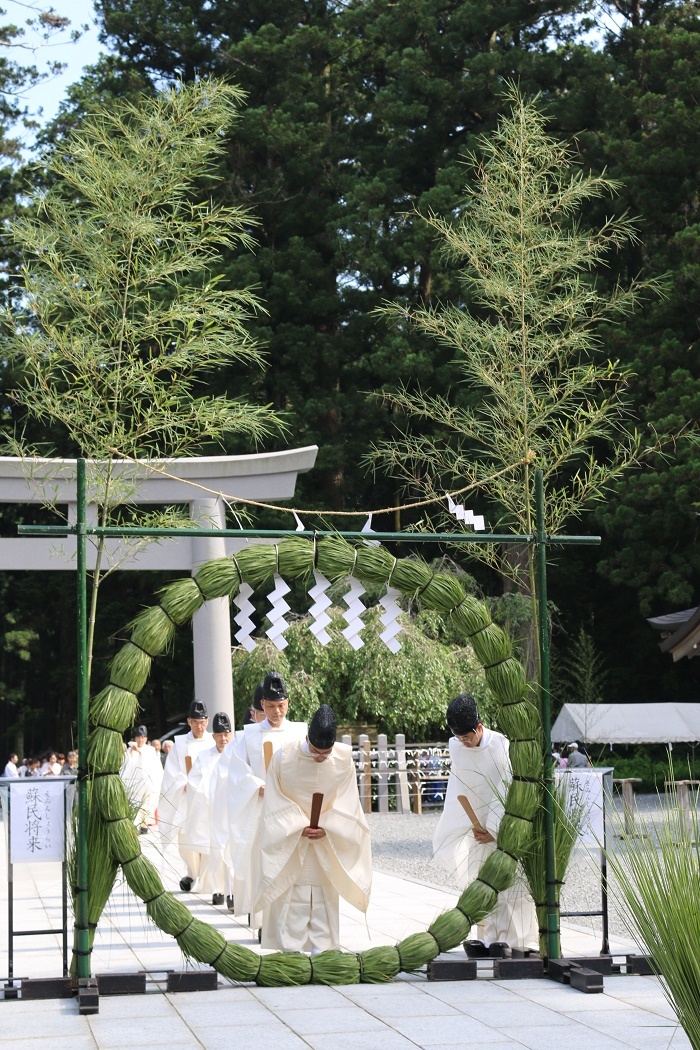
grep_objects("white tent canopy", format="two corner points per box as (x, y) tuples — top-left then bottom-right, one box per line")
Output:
(551, 703), (700, 745)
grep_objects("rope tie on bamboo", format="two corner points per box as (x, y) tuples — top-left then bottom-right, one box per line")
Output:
(121, 854), (141, 868)
(498, 846), (521, 864)
(512, 774), (541, 784)
(91, 770), (120, 778)
(88, 922), (98, 930)
(501, 697), (526, 708)
(231, 554), (243, 585)
(484, 657), (510, 671)
(357, 953), (364, 981)
(505, 810), (534, 824)
(511, 737), (539, 744)
(159, 604), (177, 626)
(108, 682), (139, 698)
(255, 955), (263, 983)
(275, 544), (280, 575)
(95, 723), (122, 735)
(192, 576), (207, 601)
(103, 816), (129, 824)
(395, 945), (404, 972)
(143, 891), (167, 905)
(387, 556), (398, 587)
(455, 901), (472, 922)
(127, 638), (153, 659)
(416, 572), (437, 602)
(308, 956), (314, 983)
(211, 944), (228, 968)
(476, 876), (500, 896)
(313, 532), (319, 569)
(175, 916), (195, 939)
(466, 622), (491, 640)
(427, 931), (442, 956)
(74, 947), (93, 956)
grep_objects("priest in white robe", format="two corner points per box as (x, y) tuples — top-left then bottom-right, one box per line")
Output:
(158, 699), (214, 890)
(182, 711), (232, 904)
(256, 704), (372, 953)
(209, 682), (265, 910)
(120, 725), (163, 831)
(223, 671), (307, 922)
(433, 693), (538, 955)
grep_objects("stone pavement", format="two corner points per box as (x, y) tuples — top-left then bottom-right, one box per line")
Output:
(0, 825), (691, 1049)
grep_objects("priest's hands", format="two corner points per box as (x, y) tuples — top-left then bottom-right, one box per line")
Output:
(472, 827), (495, 844)
(258, 786), (265, 797)
(302, 827), (326, 839)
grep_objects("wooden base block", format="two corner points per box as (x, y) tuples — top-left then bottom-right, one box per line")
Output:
(20, 977), (74, 1000)
(569, 965), (604, 993)
(78, 977), (99, 1015)
(96, 972), (147, 995)
(427, 954), (478, 981)
(167, 970), (218, 993)
(626, 954), (655, 976)
(493, 957), (545, 979)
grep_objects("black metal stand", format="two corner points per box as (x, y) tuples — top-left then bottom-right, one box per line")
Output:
(1, 776), (75, 992)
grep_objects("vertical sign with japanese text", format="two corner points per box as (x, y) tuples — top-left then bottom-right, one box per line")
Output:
(9, 779), (66, 862)
(555, 767), (613, 848)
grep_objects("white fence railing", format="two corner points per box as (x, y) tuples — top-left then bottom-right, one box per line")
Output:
(345, 734), (451, 815)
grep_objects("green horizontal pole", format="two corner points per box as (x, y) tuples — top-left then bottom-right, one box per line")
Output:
(17, 524), (601, 545)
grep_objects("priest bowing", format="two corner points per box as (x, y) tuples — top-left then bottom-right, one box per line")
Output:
(255, 704), (372, 954)
(432, 693), (538, 956)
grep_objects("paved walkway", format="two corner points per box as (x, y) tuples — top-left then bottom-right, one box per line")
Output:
(0, 826), (691, 1049)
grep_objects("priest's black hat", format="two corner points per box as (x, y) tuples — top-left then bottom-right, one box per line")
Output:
(261, 671), (287, 701)
(252, 681), (265, 712)
(212, 711), (231, 733)
(308, 704), (337, 750)
(135, 725), (148, 738)
(189, 699), (208, 719)
(446, 694), (480, 735)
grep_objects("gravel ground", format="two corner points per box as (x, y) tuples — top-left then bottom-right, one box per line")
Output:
(367, 794), (689, 941)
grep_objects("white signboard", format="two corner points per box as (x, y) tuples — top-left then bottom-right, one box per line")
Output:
(555, 767), (612, 849)
(9, 779), (67, 862)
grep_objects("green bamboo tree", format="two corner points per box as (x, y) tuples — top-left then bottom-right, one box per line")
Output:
(2, 79), (282, 690)
(367, 85), (657, 679)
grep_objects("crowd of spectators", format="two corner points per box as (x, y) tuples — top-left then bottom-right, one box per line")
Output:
(3, 751), (78, 778)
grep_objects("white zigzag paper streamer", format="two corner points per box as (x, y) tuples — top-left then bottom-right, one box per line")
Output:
(379, 585), (403, 653)
(446, 495), (486, 531)
(233, 582), (256, 652)
(265, 574), (291, 651)
(308, 569), (332, 646)
(341, 576), (366, 650)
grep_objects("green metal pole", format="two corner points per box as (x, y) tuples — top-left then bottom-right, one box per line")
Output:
(535, 469), (560, 961)
(75, 458), (90, 981)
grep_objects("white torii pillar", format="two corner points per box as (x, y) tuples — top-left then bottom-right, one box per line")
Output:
(0, 448), (318, 725)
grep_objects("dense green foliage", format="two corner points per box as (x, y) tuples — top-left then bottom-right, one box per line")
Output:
(1, 1), (699, 754)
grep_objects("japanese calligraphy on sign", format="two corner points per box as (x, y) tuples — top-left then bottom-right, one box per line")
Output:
(9, 779), (66, 862)
(554, 767), (613, 849)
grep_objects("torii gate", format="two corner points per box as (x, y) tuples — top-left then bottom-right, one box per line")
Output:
(0, 447), (318, 724)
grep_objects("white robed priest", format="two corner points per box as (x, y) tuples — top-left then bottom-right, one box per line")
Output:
(181, 711), (233, 904)
(433, 693), (538, 957)
(256, 704), (372, 953)
(120, 725), (163, 832)
(224, 671), (307, 923)
(158, 699), (214, 888)
(209, 681), (266, 911)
